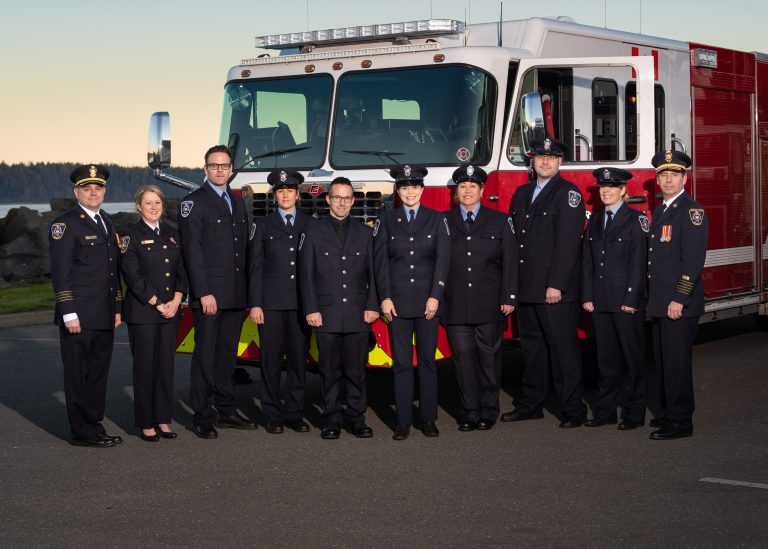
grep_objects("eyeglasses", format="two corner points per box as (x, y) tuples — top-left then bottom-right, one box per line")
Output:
(329, 195), (354, 203)
(206, 163), (232, 170)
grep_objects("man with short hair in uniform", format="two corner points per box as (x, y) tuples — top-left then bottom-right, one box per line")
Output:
(298, 177), (380, 439)
(49, 164), (123, 447)
(647, 150), (708, 440)
(501, 138), (588, 428)
(443, 165), (518, 432)
(178, 145), (256, 439)
(248, 169), (313, 434)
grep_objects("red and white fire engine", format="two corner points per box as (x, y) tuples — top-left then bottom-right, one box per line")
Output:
(148, 16), (768, 366)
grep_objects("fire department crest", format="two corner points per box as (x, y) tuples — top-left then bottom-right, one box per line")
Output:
(456, 147), (470, 161)
(507, 217), (515, 234)
(689, 208), (705, 226)
(404, 165), (412, 177)
(664, 149), (673, 163)
(467, 165), (475, 176)
(373, 219), (380, 237)
(603, 168), (611, 180)
(280, 171), (287, 182)
(119, 235), (130, 253)
(180, 200), (194, 218)
(639, 215), (649, 233)
(51, 223), (66, 240)
(250, 223), (256, 241)
(544, 138), (552, 151)
(567, 190), (582, 208)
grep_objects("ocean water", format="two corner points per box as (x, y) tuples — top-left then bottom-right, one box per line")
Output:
(0, 203), (136, 219)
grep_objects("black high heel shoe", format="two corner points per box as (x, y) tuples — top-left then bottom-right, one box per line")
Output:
(156, 425), (177, 439)
(139, 430), (160, 442)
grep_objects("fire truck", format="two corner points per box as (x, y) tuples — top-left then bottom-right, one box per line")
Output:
(148, 16), (768, 366)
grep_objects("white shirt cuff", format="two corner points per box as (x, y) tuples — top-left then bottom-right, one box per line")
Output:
(62, 313), (78, 323)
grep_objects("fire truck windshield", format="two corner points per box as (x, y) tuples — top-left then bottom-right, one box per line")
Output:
(331, 66), (496, 168)
(220, 75), (332, 171)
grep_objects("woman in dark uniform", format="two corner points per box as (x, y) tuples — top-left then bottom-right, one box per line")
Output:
(121, 185), (187, 441)
(581, 168), (648, 430)
(373, 166), (451, 440)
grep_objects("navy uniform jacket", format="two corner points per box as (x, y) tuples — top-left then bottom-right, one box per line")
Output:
(49, 205), (122, 329)
(373, 206), (451, 318)
(298, 217), (378, 333)
(582, 205), (648, 312)
(120, 221), (188, 324)
(442, 206), (519, 325)
(178, 184), (248, 309)
(248, 211), (314, 311)
(509, 174), (586, 303)
(647, 193), (708, 317)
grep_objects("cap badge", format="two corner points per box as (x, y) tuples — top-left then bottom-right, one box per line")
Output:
(404, 165), (412, 177)
(466, 165), (475, 176)
(664, 150), (673, 163)
(89, 165), (97, 178)
(544, 138), (551, 151)
(280, 171), (287, 182)
(603, 169), (611, 180)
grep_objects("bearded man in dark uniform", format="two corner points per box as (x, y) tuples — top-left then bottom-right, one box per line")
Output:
(49, 164), (123, 447)
(501, 138), (588, 428)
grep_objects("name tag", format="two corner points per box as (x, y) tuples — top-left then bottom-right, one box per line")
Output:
(141, 239), (155, 244)
(85, 235), (98, 240)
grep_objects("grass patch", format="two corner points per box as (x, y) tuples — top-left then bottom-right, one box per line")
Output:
(0, 281), (55, 314)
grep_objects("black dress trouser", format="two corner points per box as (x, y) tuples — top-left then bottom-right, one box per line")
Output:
(316, 331), (369, 427)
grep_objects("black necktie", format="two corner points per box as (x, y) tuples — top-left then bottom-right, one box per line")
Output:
(222, 192), (232, 215)
(605, 210), (613, 230)
(154, 227), (160, 237)
(285, 214), (293, 227)
(408, 209), (415, 223)
(466, 210), (474, 231)
(334, 219), (347, 247)
(94, 213), (107, 237)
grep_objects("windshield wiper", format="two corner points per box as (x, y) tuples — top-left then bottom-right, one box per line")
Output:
(232, 145), (312, 173)
(342, 149), (403, 167)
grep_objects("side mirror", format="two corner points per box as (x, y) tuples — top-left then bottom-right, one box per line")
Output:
(147, 112), (171, 169)
(520, 92), (546, 157)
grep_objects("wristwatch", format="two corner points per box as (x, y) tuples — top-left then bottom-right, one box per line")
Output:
(155, 298), (164, 307)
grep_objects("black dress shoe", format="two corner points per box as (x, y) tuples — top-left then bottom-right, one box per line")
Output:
(346, 423), (373, 438)
(421, 422), (440, 437)
(139, 430), (160, 442)
(559, 418), (583, 429)
(392, 425), (410, 440)
(458, 421), (477, 432)
(500, 409), (544, 422)
(585, 417), (617, 427)
(157, 429), (178, 439)
(649, 418), (666, 428)
(288, 419), (310, 433)
(99, 433), (123, 444)
(476, 419), (495, 431)
(192, 424), (218, 439)
(265, 422), (284, 434)
(650, 425), (693, 440)
(71, 435), (116, 448)
(617, 420), (644, 430)
(321, 425), (340, 439)
(217, 411), (257, 430)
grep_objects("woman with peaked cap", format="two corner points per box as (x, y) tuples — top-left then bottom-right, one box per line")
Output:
(581, 168), (648, 430)
(373, 165), (451, 440)
(121, 185), (188, 441)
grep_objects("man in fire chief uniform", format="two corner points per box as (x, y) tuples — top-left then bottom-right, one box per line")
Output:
(647, 149), (708, 440)
(178, 145), (256, 439)
(49, 164), (123, 447)
(298, 177), (380, 440)
(248, 169), (313, 434)
(442, 165), (518, 432)
(501, 138), (588, 428)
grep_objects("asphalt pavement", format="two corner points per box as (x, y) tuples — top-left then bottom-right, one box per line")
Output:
(0, 317), (766, 548)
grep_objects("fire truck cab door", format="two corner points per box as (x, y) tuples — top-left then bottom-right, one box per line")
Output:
(501, 56), (656, 168)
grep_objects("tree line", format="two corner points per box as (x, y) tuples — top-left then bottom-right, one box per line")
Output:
(0, 162), (204, 203)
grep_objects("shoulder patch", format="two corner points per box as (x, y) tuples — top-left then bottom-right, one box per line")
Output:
(688, 208), (704, 226)
(443, 218), (450, 236)
(373, 219), (380, 237)
(567, 190), (582, 208)
(638, 215), (649, 233)
(298, 232), (305, 251)
(119, 235), (130, 253)
(249, 223), (256, 241)
(507, 216), (515, 234)
(51, 223), (66, 240)
(180, 200), (194, 218)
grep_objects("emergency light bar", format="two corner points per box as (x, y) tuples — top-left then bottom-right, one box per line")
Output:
(241, 42), (441, 67)
(255, 19), (463, 50)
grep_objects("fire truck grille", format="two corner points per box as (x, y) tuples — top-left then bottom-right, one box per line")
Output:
(250, 191), (387, 224)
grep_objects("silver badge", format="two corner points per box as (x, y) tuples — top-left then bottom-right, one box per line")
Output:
(443, 218), (450, 236)
(280, 171), (287, 182)
(180, 200), (193, 218)
(466, 165), (474, 176)
(544, 138), (551, 151)
(639, 215), (649, 233)
(568, 190), (582, 208)
(404, 165), (411, 177)
(507, 217), (515, 234)
(373, 219), (380, 237)
(51, 222), (66, 240)
(603, 169), (611, 180)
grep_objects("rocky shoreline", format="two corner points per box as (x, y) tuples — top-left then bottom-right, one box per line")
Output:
(0, 198), (179, 288)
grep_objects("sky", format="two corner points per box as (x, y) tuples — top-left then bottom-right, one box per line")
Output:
(1, 0), (765, 168)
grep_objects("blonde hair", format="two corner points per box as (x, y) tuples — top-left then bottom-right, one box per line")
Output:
(134, 185), (165, 210)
